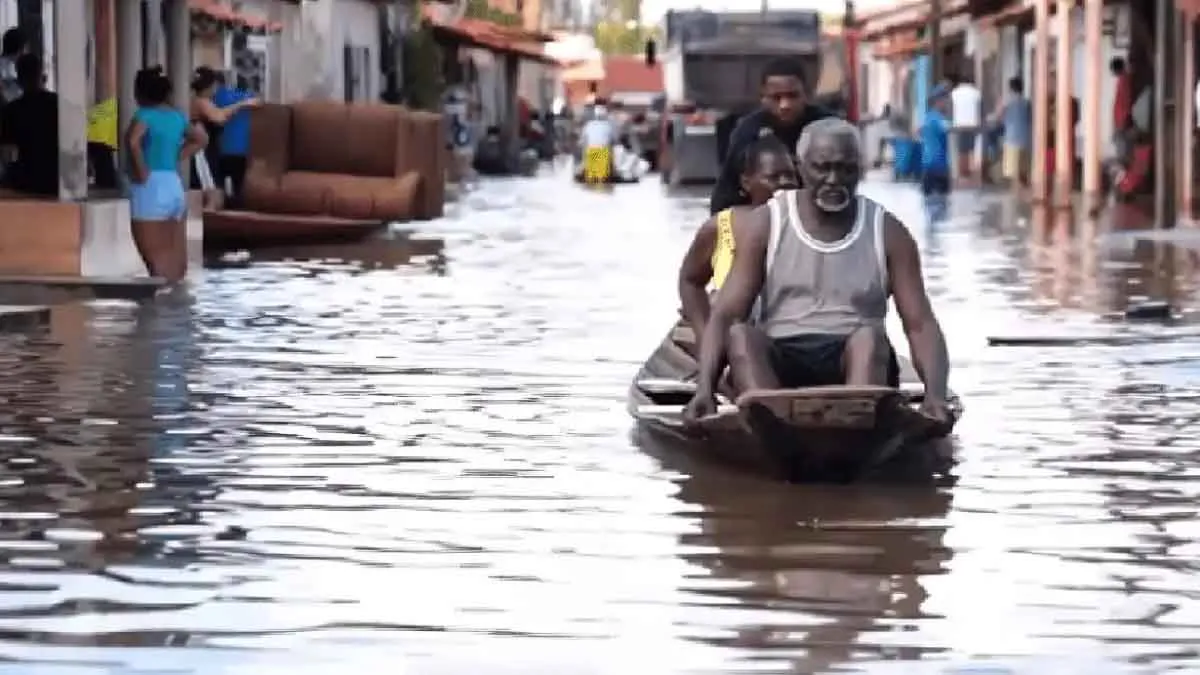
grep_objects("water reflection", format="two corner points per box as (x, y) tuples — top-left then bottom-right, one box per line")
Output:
(642, 429), (952, 673)
(206, 235), (447, 275)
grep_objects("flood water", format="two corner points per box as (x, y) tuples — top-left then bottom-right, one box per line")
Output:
(1, 166), (1199, 674)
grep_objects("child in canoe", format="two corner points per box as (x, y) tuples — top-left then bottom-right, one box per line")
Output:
(678, 134), (798, 348)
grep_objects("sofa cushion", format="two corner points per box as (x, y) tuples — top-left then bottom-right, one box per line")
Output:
(274, 172), (333, 215)
(341, 104), (402, 177)
(326, 176), (378, 221)
(242, 166), (282, 212)
(247, 104), (293, 175)
(372, 172), (422, 223)
(289, 102), (350, 174)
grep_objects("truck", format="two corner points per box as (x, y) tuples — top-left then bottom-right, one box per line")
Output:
(653, 9), (856, 186)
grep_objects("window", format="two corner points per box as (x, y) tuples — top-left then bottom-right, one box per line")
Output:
(343, 44), (370, 102)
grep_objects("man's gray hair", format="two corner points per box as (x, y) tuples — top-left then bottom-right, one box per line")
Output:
(794, 118), (863, 163)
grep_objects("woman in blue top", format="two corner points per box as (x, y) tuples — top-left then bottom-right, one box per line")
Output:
(126, 66), (206, 283)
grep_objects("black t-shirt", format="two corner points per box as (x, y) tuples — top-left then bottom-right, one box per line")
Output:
(709, 105), (836, 215)
(1, 89), (60, 196)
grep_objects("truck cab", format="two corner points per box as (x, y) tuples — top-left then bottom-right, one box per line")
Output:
(654, 10), (850, 186)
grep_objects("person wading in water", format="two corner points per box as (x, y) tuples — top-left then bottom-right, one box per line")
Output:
(678, 135), (798, 350)
(709, 57), (834, 215)
(126, 67), (207, 283)
(683, 118), (955, 428)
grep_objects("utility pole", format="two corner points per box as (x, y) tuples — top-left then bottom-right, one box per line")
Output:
(928, 0), (942, 85)
(1153, 0), (1178, 227)
(845, 0), (858, 122)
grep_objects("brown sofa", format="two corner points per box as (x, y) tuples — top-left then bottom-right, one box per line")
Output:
(204, 101), (447, 248)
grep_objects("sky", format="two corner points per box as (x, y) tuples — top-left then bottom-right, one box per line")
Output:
(638, 0), (902, 23)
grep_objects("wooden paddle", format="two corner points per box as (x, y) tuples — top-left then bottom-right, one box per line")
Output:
(987, 333), (1199, 347)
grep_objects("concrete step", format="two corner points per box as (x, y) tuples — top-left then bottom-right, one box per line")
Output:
(0, 275), (165, 304)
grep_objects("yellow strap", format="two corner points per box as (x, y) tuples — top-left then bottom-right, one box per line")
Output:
(715, 208), (734, 257)
(710, 208), (736, 289)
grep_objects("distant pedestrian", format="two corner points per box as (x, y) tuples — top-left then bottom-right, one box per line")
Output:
(998, 77), (1032, 186)
(1111, 58), (1132, 157)
(950, 74), (982, 181)
(919, 85), (952, 197)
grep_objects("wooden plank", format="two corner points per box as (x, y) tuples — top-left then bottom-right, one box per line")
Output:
(0, 275), (166, 303)
(0, 275), (163, 287)
(636, 378), (697, 395)
(738, 385), (899, 430)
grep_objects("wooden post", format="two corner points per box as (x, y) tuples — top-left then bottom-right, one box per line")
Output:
(1182, 20), (1195, 217)
(929, 0), (942, 85)
(502, 53), (521, 173)
(167, 0), (190, 111)
(1154, 0), (1178, 227)
(1053, 0), (1073, 208)
(1082, 0), (1102, 211)
(1031, 0), (1050, 202)
(116, 0), (142, 156)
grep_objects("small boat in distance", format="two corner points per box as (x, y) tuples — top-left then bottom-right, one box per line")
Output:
(628, 322), (960, 483)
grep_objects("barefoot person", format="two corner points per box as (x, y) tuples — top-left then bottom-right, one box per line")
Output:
(126, 67), (206, 283)
(683, 118), (954, 427)
(678, 135), (797, 347)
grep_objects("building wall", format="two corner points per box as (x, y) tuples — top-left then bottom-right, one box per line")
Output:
(281, 0), (380, 102)
(0, 0), (15, 31)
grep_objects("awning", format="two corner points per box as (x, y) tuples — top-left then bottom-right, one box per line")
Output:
(189, 0), (282, 34)
(977, 0), (1034, 27)
(560, 59), (605, 82)
(428, 17), (559, 65)
(873, 32), (928, 59)
(858, 0), (969, 40)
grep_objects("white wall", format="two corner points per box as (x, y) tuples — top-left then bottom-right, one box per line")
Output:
(0, 0), (15, 31)
(282, 0), (379, 102)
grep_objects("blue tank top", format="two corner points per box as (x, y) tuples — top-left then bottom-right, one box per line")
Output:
(135, 106), (188, 171)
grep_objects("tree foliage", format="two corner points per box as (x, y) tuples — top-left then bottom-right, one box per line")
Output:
(465, 0), (521, 26)
(593, 21), (660, 56)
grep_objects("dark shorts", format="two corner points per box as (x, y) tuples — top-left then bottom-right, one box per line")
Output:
(956, 130), (977, 154)
(921, 171), (951, 195)
(769, 334), (900, 389)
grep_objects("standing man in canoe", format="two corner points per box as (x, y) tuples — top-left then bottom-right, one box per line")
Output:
(709, 57), (836, 215)
(684, 118), (955, 427)
(679, 135), (798, 347)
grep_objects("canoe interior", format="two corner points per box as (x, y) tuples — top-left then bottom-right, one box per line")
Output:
(628, 322), (957, 483)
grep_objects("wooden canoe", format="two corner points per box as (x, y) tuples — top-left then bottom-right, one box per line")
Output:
(627, 323), (961, 483)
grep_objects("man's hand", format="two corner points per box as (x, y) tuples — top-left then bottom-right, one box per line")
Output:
(682, 388), (717, 426)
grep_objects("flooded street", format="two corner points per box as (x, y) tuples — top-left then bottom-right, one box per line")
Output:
(2, 165), (1200, 673)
